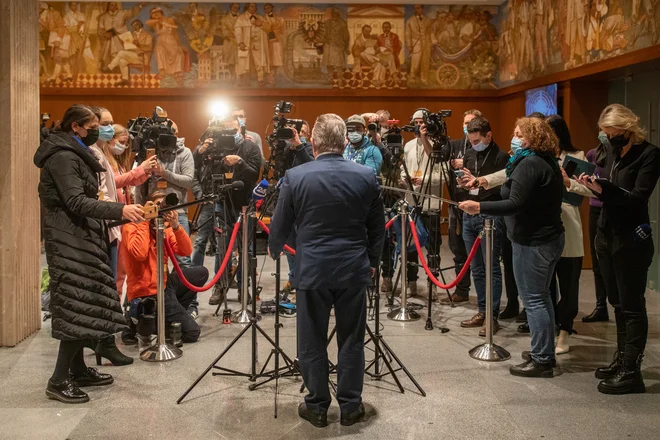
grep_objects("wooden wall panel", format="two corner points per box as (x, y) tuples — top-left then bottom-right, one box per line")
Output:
(1, 0), (41, 346)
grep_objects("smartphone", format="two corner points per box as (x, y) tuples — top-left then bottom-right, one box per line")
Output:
(146, 148), (156, 159)
(454, 170), (465, 178)
(564, 160), (578, 178)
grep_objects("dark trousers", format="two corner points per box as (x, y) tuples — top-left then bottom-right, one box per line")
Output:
(551, 257), (583, 332)
(164, 267), (209, 342)
(381, 233), (395, 278)
(596, 231), (653, 355)
(588, 206), (608, 310)
(448, 206), (471, 296)
(501, 223), (519, 308)
(296, 286), (367, 414)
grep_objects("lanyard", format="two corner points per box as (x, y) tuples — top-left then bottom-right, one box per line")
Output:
(475, 148), (492, 177)
(73, 136), (89, 151)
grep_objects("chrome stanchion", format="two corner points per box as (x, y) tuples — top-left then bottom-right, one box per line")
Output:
(232, 207), (259, 323)
(141, 217), (183, 362)
(388, 206), (420, 322)
(469, 217), (510, 362)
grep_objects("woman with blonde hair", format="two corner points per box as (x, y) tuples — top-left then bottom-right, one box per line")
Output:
(459, 117), (565, 378)
(578, 104), (660, 395)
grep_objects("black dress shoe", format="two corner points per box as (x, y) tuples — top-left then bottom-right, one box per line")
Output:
(509, 359), (554, 378)
(582, 307), (609, 323)
(298, 402), (328, 428)
(71, 367), (114, 387)
(499, 305), (519, 320)
(517, 322), (530, 333)
(522, 351), (556, 367)
(341, 403), (366, 426)
(515, 309), (527, 322)
(46, 379), (89, 404)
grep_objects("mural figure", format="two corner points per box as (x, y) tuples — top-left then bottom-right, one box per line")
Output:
(40, 2), (73, 85)
(351, 24), (385, 86)
(321, 8), (350, 80)
(97, 2), (146, 71)
(534, 0), (549, 71)
(221, 3), (241, 81)
(175, 2), (217, 55)
(146, 7), (187, 85)
(377, 21), (403, 73)
(234, 3), (270, 87)
(405, 4), (431, 86)
(104, 19), (153, 86)
(263, 3), (285, 86)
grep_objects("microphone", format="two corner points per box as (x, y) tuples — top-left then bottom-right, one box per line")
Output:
(215, 180), (244, 193)
(252, 179), (269, 202)
(635, 224), (652, 242)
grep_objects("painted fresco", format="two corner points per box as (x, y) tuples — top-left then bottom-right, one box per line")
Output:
(38, 2), (499, 90)
(498, 0), (660, 86)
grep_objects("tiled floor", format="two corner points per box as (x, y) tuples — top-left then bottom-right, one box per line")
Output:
(2, 246), (660, 439)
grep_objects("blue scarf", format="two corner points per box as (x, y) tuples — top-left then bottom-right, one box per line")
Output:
(505, 148), (535, 177)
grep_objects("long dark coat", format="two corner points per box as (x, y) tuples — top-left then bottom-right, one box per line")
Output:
(34, 132), (127, 340)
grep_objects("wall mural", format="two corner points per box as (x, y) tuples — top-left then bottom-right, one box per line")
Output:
(38, 1), (659, 90)
(498, 0), (660, 86)
(38, 2), (499, 90)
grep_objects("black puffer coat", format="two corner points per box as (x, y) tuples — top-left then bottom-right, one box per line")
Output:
(34, 132), (128, 340)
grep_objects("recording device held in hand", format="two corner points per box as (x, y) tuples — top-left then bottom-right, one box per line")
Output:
(197, 119), (240, 197)
(407, 108), (452, 153)
(127, 106), (178, 163)
(265, 100), (304, 180)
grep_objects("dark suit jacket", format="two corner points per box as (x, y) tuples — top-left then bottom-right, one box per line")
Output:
(269, 153), (385, 290)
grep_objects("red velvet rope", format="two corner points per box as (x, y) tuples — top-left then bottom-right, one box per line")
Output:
(165, 220), (242, 293)
(256, 220), (296, 255)
(409, 218), (481, 289)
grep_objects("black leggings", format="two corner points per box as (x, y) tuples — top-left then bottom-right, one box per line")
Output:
(51, 340), (87, 382)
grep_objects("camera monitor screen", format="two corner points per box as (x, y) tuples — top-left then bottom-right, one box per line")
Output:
(525, 84), (558, 117)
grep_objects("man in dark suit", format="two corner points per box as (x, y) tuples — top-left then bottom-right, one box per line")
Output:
(268, 113), (385, 428)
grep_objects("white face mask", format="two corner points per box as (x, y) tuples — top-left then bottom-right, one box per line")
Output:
(111, 142), (128, 156)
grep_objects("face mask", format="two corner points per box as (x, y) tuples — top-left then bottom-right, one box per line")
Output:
(300, 136), (307, 143)
(473, 141), (487, 152)
(608, 133), (630, 152)
(78, 128), (99, 146)
(98, 125), (115, 142)
(238, 118), (246, 127)
(234, 132), (243, 144)
(463, 125), (468, 136)
(111, 142), (128, 156)
(348, 132), (364, 145)
(598, 131), (609, 146)
(510, 137), (523, 154)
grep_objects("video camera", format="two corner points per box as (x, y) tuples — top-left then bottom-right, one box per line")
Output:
(266, 100), (304, 180)
(127, 106), (178, 163)
(198, 119), (240, 197)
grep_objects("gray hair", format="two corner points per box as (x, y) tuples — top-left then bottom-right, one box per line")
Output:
(311, 114), (346, 155)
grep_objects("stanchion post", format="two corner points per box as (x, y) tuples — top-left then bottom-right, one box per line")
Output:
(469, 217), (510, 362)
(141, 217), (183, 362)
(233, 207), (253, 324)
(388, 205), (420, 322)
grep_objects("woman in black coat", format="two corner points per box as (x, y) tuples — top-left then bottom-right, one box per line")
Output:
(34, 104), (145, 404)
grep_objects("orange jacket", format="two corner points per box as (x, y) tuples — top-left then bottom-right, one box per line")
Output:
(120, 222), (193, 302)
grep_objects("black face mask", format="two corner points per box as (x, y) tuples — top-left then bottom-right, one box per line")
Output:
(608, 133), (630, 153)
(79, 128), (99, 146)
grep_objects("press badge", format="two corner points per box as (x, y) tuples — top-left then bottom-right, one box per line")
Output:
(469, 187), (480, 196)
(157, 180), (168, 189)
(414, 170), (423, 178)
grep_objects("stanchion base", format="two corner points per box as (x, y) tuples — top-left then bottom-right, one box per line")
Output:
(468, 343), (511, 362)
(232, 309), (262, 324)
(140, 343), (183, 362)
(387, 307), (421, 322)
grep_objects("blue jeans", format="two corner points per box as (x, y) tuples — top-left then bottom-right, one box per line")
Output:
(176, 212), (191, 268)
(512, 233), (565, 364)
(286, 252), (296, 283)
(462, 214), (503, 317)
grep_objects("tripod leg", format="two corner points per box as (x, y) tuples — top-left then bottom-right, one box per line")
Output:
(378, 335), (426, 397)
(177, 322), (253, 404)
(365, 325), (404, 393)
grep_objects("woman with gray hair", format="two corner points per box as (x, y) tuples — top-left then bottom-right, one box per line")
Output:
(578, 104), (660, 395)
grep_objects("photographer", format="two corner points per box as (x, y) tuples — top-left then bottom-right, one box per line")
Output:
(136, 121), (194, 269)
(232, 107), (264, 157)
(343, 114), (383, 175)
(191, 117), (262, 306)
(120, 191), (209, 344)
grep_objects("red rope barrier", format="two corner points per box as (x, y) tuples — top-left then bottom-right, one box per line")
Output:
(409, 218), (481, 289)
(165, 220), (242, 293)
(256, 220), (296, 255)
(385, 217), (395, 231)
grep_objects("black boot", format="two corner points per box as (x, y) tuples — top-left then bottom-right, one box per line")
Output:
(95, 337), (134, 366)
(515, 308), (527, 323)
(595, 350), (623, 380)
(582, 306), (609, 323)
(598, 353), (645, 395)
(499, 302), (519, 320)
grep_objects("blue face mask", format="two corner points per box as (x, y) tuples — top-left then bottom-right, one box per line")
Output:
(510, 137), (523, 154)
(348, 132), (364, 145)
(463, 125), (468, 136)
(300, 136), (307, 143)
(99, 125), (115, 142)
(472, 141), (487, 152)
(234, 132), (243, 144)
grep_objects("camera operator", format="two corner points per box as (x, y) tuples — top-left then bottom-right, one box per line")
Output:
(191, 117), (262, 307)
(136, 121), (194, 269)
(120, 191), (209, 344)
(456, 116), (508, 336)
(232, 107), (264, 157)
(438, 109), (482, 304)
(343, 114), (383, 175)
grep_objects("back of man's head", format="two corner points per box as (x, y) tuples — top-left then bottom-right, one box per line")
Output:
(312, 114), (347, 156)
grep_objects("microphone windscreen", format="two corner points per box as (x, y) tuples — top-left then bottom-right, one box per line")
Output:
(232, 181), (245, 190)
(165, 193), (179, 208)
(252, 179), (269, 201)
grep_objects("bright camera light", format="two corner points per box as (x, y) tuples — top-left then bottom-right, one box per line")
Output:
(209, 100), (229, 119)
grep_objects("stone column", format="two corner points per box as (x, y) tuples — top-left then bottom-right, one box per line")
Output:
(0, 0), (41, 346)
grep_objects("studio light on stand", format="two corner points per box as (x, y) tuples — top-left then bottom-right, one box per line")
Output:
(469, 217), (510, 362)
